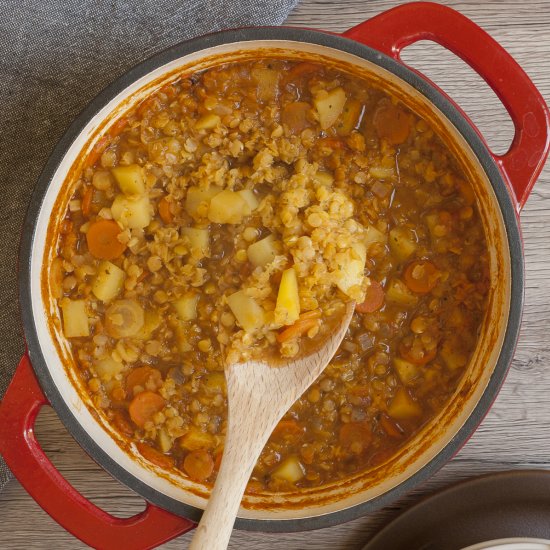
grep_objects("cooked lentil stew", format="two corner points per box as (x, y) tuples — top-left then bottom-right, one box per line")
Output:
(50, 58), (489, 490)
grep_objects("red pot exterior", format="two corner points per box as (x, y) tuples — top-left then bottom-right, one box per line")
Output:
(1, 3), (548, 548)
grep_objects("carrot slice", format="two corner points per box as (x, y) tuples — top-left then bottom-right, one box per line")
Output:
(125, 366), (162, 397)
(183, 450), (214, 482)
(403, 260), (439, 294)
(399, 336), (437, 365)
(277, 317), (318, 343)
(339, 421), (372, 451)
(272, 419), (305, 439)
(129, 391), (165, 428)
(373, 102), (411, 145)
(112, 410), (134, 437)
(158, 197), (173, 224)
(379, 414), (405, 439)
(136, 442), (174, 469)
(356, 280), (385, 313)
(81, 186), (93, 218)
(86, 219), (126, 260)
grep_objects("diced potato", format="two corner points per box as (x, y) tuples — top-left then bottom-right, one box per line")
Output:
(94, 357), (125, 381)
(272, 455), (305, 483)
(314, 87), (347, 130)
(208, 190), (251, 224)
(385, 279), (418, 307)
(185, 185), (223, 218)
(363, 224), (387, 247)
(111, 164), (145, 196)
(389, 227), (417, 261)
(195, 113), (221, 130)
(227, 290), (266, 332)
(182, 227), (209, 259)
(135, 309), (161, 340)
(275, 268), (300, 325)
(179, 428), (216, 451)
(251, 67), (280, 101)
(158, 429), (173, 453)
(247, 234), (279, 267)
(204, 372), (226, 393)
(388, 388), (422, 419)
(334, 243), (367, 297)
(61, 299), (89, 338)
(313, 171), (334, 186)
(92, 261), (125, 302)
(393, 357), (419, 385)
(111, 194), (151, 229)
(440, 336), (469, 370)
(336, 98), (363, 136)
(173, 292), (200, 321)
(238, 189), (259, 211)
(369, 166), (395, 179)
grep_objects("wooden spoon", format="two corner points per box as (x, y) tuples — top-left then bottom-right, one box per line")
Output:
(189, 301), (355, 550)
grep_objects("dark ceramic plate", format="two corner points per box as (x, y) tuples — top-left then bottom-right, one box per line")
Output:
(364, 470), (550, 550)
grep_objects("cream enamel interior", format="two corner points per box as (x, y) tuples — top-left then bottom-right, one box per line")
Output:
(32, 39), (511, 521)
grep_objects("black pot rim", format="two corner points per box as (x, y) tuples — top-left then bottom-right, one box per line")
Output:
(18, 26), (524, 533)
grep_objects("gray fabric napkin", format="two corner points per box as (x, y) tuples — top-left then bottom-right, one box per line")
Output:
(0, 0), (298, 491)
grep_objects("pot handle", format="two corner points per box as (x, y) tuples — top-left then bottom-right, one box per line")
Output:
(343, 1), (550, 212)
(0, 355), (195, 550)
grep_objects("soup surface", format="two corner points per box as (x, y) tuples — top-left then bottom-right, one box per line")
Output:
(50, 58), (489, 491)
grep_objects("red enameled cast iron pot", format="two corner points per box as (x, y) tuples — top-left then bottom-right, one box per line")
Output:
(0, 3), (548, 549)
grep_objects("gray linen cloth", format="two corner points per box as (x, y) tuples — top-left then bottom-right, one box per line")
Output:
(0, 0), (298, 490)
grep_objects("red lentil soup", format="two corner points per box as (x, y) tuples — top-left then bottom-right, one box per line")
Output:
(50, 58), (489, 491)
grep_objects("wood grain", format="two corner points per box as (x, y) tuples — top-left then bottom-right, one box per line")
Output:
(1, 1), (549, 548)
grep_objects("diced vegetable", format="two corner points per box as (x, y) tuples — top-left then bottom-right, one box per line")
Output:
(247, 234), (279, 267)
(388, 388), (422, 419)
(275, 267), (300, 325)
(276, 310), (320, 343)
(369, 165), (395, 179)
(393, 357), (419, 385)
(271, 455), (305, 483)
(227, 290), (266, 332)
(135, 309), (161, 340)
(92, 260), (125, 302)
(158, 197), (173, 224)
(355, 280), (384, 313)
(238, 189), (259, 211)
(334, 243), (367, 297)
(314, 87), (347, 130)
(403, 260), (439, 294)
(185, 185), (223, 218)
(182, 227), (209, 259)
(173, 292), (200, 321)
(94, 357), (125, 380)
(105, 299), (144, 339)
(440, 336), (469, 370)
(204, 372), (226, 393)
(126, 366), (162, 397)
(61, 299), (89, 338)
(136, 442), (174, 469)
(179, 428), (216, 451)
(195, 113), (221, 130)
(208, 190), (251, 224)
(336, 99), (364, 136)
(385, 279), (418, 307)
(363, 224), (387, 247)
(373, 102), (411, 145)
(111, 194), (151, 229)
(129, 390), (165, 427)
(184, 449), (215, 482)
(251, 67), (279, 101)
(389, 227), (417, 261)
(86, 219), (127, 260)
(313, 171), (334, 186)
(111, 164), (145, 196)
(158, 428), (173, 453)
(380, 415), (405, 438)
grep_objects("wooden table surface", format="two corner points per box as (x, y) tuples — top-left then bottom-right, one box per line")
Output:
(2, 0), (549, 548)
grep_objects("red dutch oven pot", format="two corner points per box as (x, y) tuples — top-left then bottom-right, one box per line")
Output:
(1, 3), (548, 549)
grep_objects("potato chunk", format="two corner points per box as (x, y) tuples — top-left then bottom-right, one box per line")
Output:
(92, 261), (125, 303)
(182, 227), (209, 259)
(334, 243), (367, 298)
(314, 87), (347, 130)
(185, 186), (223, 218)
(272, 455), (305, 483)
(174, 292), (200, 321)
(275, 268), (300, 325)
(94, 357), (125, 381)
(389, 227), (417, 261)
(208, 190), (251, 224)
(388, 388), (422, 419)
(195, 113), (221, 130)
(238, 189), (259, 211)
(111, 164), (145, 196)
(393, 357), (419, 385)
(227, 290), (265, 332)
(61, 299), (89, 338)
(385, 279), (418, 307)
(111, 194), (151, 229)
(247, 234), (279, 267)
